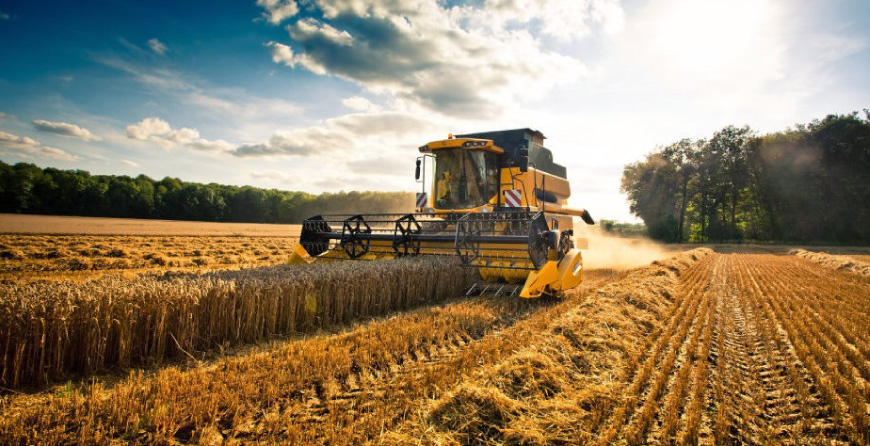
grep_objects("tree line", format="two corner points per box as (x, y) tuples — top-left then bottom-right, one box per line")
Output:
(621, 110), (870, 243)
(599, 220), (647, 238)
(0, 161), (413, 223)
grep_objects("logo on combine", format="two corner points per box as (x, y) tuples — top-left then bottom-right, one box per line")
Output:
(416, 192), (428, 208)
(504, 189), (522, 207)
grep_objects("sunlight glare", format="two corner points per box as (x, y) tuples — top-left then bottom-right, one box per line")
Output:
(652, 0), (771, 76)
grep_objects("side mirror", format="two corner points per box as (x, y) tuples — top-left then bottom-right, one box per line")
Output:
(415, 159), (421, 180)
(518, 146), (529, 173)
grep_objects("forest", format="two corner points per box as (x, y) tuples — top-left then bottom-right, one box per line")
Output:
(621, 110), (870, 243)
(0, 161), (412, 223)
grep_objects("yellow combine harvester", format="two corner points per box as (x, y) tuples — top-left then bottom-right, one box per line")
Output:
(289, 128), (595, 298)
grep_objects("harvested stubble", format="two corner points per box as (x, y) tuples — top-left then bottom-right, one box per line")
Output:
(386, 248), (713, 446)
(0, 257), (473, 389)
(0, 235), (298, 281)
(397, 251), (870, 446)
(790, 248), (870, 277)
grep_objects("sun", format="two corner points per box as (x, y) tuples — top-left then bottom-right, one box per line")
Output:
(651, 0), (775, 77)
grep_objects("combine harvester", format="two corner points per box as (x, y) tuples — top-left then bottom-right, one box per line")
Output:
(289, 128), (595, 298)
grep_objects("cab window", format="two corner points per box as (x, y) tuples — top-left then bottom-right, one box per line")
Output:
(433, 148), (497, 209)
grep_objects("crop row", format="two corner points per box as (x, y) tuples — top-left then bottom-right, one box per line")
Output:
(744, 256), (870, 445)
(597, 254), (713, 445)
(0, 257), (473, 389)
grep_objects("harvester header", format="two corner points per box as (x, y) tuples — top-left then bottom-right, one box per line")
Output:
(290, 128), (594, 298)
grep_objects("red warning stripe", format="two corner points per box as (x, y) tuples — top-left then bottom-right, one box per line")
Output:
(504, 189), (522, 207)
(416, 192), (428, 208)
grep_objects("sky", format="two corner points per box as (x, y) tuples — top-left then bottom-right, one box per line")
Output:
(0, 0), (868, 222)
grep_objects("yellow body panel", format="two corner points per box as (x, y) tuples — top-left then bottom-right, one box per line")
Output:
(423, 167), (576, 232)
(291, 237), (585, 299)
(287, 244), (314, 265)
(550, 249), (583, 292)
(519, 261), (559, 298)
(420, 138), (503, 154)
(292, 133), (592, 298)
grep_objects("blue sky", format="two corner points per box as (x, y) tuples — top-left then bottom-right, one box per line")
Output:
(1, 0), (868, 221)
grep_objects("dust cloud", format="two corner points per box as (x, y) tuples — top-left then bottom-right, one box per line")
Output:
(573, 222), (669, 270)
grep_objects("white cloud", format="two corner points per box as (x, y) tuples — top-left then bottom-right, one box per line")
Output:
(126, 117), (233, 151)
(32, 119), (102, 141)
(147, 38), (168, 55)
(258, 0), (621, 116)
(120, 159), (140, 167)
(231, 110), (435, 157)
(289, 18), (353, 46)
(256, 0), (298, 25)
(0, 112), (7, 121)
(268, 42), (295, 67)
(126, 117), (172, 141)
(483, 0), (625, 41)
(342, 96), (381, 112)
(0, 131), (31, 144)
(38, 146), (78, 161)
(233, 127), (353, 157)
(0, 130), (79, 161)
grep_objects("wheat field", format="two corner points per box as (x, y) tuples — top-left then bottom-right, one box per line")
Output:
(1, 216), (869, 445)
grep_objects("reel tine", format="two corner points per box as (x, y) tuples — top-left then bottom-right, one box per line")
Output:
(466, 283), (478, 296)
(467, 281), (524, 298)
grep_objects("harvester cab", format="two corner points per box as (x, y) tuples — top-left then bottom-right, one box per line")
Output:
(288, 128), (595, 298)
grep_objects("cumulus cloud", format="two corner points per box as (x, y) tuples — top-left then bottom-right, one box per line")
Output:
(269, 42), (296, 67)
(147, 38), (168, 55)
(258, 0), (624, 115)
(126, 117), (233, 151)
(233, 127), (353, 157)
(126, 108), (435, 168)
(32, 119), (102, 141)
(126, 117), (171, 140)
(342, 96), (380, 112)
(0, 130), (78, 161)
(484, 0), (624, 41)
(230, 110), (435, 157)
(256, 0), (298, 25)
